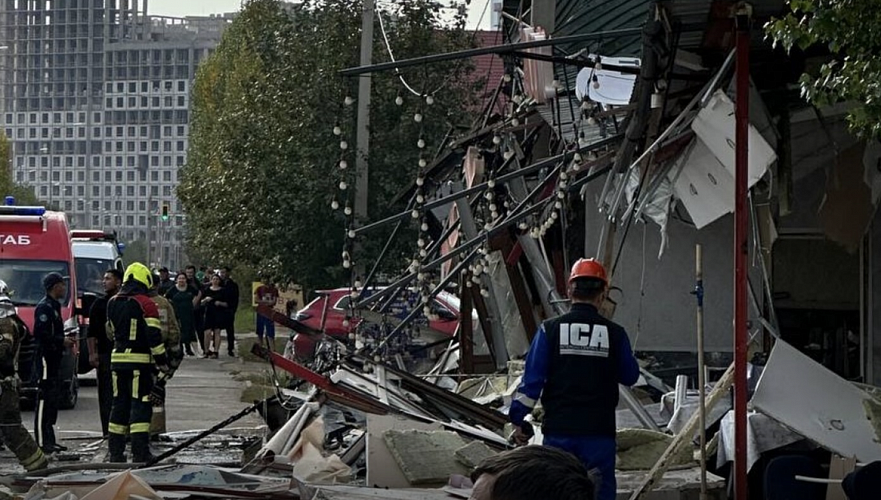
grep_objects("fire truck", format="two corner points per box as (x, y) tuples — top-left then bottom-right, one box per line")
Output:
(0, 197), (80, 409)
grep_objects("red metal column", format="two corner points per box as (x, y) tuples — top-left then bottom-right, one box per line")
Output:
(734, 6), (751, 500)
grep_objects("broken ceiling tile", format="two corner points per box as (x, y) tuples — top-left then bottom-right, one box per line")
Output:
(752, 341), (881, 463)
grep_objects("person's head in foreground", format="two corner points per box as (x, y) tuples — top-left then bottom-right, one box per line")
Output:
(470, 445), (596, 500)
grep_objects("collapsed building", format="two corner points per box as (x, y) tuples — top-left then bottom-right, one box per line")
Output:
(8, 0), (881, 499)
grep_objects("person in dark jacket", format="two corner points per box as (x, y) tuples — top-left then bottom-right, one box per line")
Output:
(218, 267), (239, 357)
(87, 269), (122, 438)
(200, 273), (229, 358)
(33, 272), (74, 454)
(509, 258), (639, 500)
(156, 267), (174, 296)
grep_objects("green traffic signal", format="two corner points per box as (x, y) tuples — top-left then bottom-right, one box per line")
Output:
(161, 204), (169, 221)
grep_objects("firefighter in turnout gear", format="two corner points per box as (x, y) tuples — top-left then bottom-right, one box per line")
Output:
(106, 263), (170, 463)
(0, 282), (48, 471)
(509, 258), (639, 500)
(148, 275), (183, 437)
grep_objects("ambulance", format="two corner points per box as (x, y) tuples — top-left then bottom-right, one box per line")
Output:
(0, 197), (80, 408)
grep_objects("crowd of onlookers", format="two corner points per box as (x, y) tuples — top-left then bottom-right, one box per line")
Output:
(157, 265), (240, 358)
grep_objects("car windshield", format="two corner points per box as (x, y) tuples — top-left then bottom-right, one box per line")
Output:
(75, 257), (114, 296)
(0, 260), (71, 306)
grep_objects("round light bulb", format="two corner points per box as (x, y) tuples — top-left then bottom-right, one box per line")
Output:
(421, 222), (429, 232)
(347, 229), (356, 238)
(344, 206), (352, 215)
(503, 150), (513, 160)
(489, 203), (497, 212)
(395, 95), (404, 106)
(480, 289), (490, 297)
(574, 153), (583, 162)
(492, 135), (501, 145)
(339, 160), (348, 170)
(425, 95), (434, 105)
(343, 260), (351, 269)
(417, 138), (425, 149)
(414, 113), (423, 123)
(487, 179), (495, 188)
(333, 125), (342, 136)
(518, 222), (528, 230)
(511, 118), (520, 126)
(416, 194), (425, 203)
(340, 140), (348, 150)
(411, 209), (420, 219)
(418, 158), (427, 168)
(593, 80), (600, 90)
(551, 211), (558, 220)
(503, 74), (512, 83)
(344, 96), (354, 106)
(560, 171), (568, 180)
(417, 238), (425, 247)
(557, 191), (565, 199)
(331, 200), (340, 210)
(555, 201), (562, 209)
(416, 177), (424, 186)
(419, 249), (427, 257)
(339, 181), (347, 190)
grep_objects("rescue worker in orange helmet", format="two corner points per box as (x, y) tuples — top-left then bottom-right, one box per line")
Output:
(509, 258), (639, 500)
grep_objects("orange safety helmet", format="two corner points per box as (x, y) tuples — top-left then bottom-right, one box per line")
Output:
(568, 258), (608, 284)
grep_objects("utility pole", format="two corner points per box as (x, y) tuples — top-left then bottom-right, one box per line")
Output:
(354, 0), (374, 226)
(146, 194), (153, 266)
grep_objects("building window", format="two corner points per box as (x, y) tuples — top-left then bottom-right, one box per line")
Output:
(150, 171), (158, 181)
(162, 171), (172, 181)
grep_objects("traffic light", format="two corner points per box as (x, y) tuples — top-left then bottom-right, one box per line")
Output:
(161, 203), (170, 222)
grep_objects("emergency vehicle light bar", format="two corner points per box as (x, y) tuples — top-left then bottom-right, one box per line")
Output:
(2, 196), (47, 216)
(0, 206), (46, 216)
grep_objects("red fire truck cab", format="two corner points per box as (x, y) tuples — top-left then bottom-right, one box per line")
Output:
(0, 197), (80, 409)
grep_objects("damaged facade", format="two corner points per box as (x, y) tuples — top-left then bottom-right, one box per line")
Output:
(6, 0), (881, 499)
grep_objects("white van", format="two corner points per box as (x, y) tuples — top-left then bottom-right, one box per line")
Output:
(71, 230), (125, 375)
(71, 230), (125, 298)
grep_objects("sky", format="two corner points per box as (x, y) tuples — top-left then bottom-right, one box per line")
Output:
(146, 0), (495, 30)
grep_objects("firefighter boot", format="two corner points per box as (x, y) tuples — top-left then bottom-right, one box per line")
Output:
(107, 434), (127, 463)
(131, 433), (155, 464)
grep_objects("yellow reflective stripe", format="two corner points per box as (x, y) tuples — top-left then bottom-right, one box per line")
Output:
(145, 317), (161, 329)
(132, 369), (140, 398)
(112, 371), (118, 397)
(129, 318), (138, 341)
(151, 344), (167, 356)
(130, 423), (150, 433)
(111, 352), (152, 363)
(109, 423), (129, 434)
(21, 448), (45, 468)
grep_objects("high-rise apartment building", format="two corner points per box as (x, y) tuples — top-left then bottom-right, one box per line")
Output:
(0, 0), (231, 270)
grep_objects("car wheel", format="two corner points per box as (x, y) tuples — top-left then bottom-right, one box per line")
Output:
(59, 375), (79, 410)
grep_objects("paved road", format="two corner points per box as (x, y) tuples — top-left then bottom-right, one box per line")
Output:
(21, 353), (265, 440)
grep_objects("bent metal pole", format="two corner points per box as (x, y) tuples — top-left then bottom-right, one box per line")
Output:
(733, 5), (752, 500)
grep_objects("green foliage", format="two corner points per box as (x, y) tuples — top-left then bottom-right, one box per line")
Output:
(766, 0), (881, 139)
(0, 131), (39, 205)
(179, 0), (478, 291)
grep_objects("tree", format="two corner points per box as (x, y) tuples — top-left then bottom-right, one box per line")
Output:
(124, 239), (148, 266)
(766, 0), (881, 139)
(179, 0), (478, 290)
(0, 131), (39, 205)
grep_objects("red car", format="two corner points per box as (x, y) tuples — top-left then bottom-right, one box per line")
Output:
(293, 287), (464, 358)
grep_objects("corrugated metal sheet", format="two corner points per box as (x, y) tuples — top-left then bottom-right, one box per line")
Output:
(555, 0), (651, 57)
(536, 96), (625, 145)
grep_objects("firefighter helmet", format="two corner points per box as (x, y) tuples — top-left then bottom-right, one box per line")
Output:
(0, 280), (7, 296)
(568, 258), (607, 284)
(124, 262), (154, 289)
